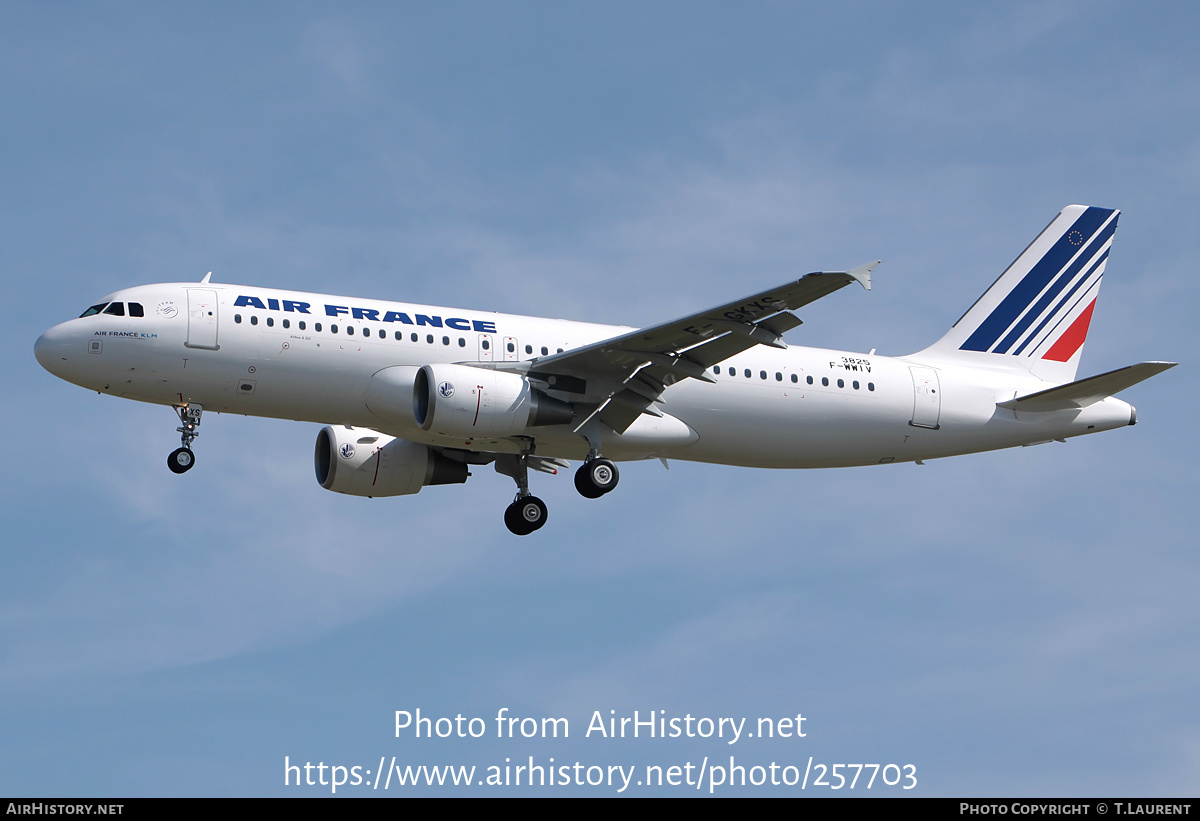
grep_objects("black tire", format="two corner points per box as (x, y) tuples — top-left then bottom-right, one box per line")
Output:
(505, 496), (547, 535)
(574, 466), (605, 498)
(575, 458), (619, 498)
(503, 501), (528, 535)
(167, 447), (195, 474)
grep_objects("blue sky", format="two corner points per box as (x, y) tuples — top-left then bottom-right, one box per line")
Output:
(3, 1), (1196, 796)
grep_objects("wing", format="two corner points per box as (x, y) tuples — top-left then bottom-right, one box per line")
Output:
(492, 262), (878, 435)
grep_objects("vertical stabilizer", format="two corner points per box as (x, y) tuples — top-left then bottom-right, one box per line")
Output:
(918, 205), (1119, 383)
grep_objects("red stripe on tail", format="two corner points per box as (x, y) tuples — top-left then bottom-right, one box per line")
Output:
(1043, 299), (1096, 362)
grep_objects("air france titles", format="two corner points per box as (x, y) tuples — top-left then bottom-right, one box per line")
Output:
(92, 331), (157, 339)
(233, 295), (497, 333)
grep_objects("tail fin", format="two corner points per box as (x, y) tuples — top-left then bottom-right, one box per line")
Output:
(918, 205), (1119, 383)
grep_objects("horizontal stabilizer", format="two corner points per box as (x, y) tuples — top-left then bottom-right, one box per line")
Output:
(997, 361), (1176, 411)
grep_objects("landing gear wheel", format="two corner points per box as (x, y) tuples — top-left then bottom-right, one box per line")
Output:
(167, 447), (195, 474)
(574, 458), (619, 498)
(504, 496), (548, 535)
(170, 405), (202, 474)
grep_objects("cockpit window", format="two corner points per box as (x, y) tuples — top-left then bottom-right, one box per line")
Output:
(128, 302), (144, 317)
(103, 302), (126, 317)
(79, 303), (108, 318)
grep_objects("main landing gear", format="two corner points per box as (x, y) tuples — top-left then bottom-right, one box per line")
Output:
(494, 452), (621, 534)
(572, 424), (619, 500)
(496, 453), (549, 536)
(504, 495), (548, 536)
(574, 457), (619, 498)
(167, 404), (203, 474)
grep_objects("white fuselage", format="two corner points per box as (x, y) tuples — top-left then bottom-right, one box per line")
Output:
(35, 282), (1136, 469)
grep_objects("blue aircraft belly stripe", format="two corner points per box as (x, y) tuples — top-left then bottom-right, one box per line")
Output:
(960, 207), (1115, 353)
(1012, 248), (1108, 356)
(994, 221), (1115, 354)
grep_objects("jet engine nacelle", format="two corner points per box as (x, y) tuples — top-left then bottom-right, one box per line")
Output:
(413, 363), (573, 438)
(314, 425), (468, 497)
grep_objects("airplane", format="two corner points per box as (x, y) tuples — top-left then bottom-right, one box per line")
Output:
(35, 205), (1174, 535)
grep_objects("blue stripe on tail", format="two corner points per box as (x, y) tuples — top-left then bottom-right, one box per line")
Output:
(960, 207), (1116, 353)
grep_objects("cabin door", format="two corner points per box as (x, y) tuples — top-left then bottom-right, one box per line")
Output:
(185, 289), (220, 350)
(909, 366), (941, 429)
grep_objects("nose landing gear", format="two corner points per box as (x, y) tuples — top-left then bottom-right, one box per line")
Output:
(167, 447), (195, 474)
(167, 404), (202, 474)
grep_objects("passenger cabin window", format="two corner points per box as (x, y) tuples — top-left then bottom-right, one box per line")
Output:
(250, 315), (258, 326)
(79, 303), (108, 318)
(103, 302), (125, 317)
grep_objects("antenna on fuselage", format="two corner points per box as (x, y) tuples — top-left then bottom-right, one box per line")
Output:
(200, 272), (212, 284)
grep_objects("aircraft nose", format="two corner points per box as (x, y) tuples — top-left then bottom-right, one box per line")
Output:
(34, 322), (75, 378)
